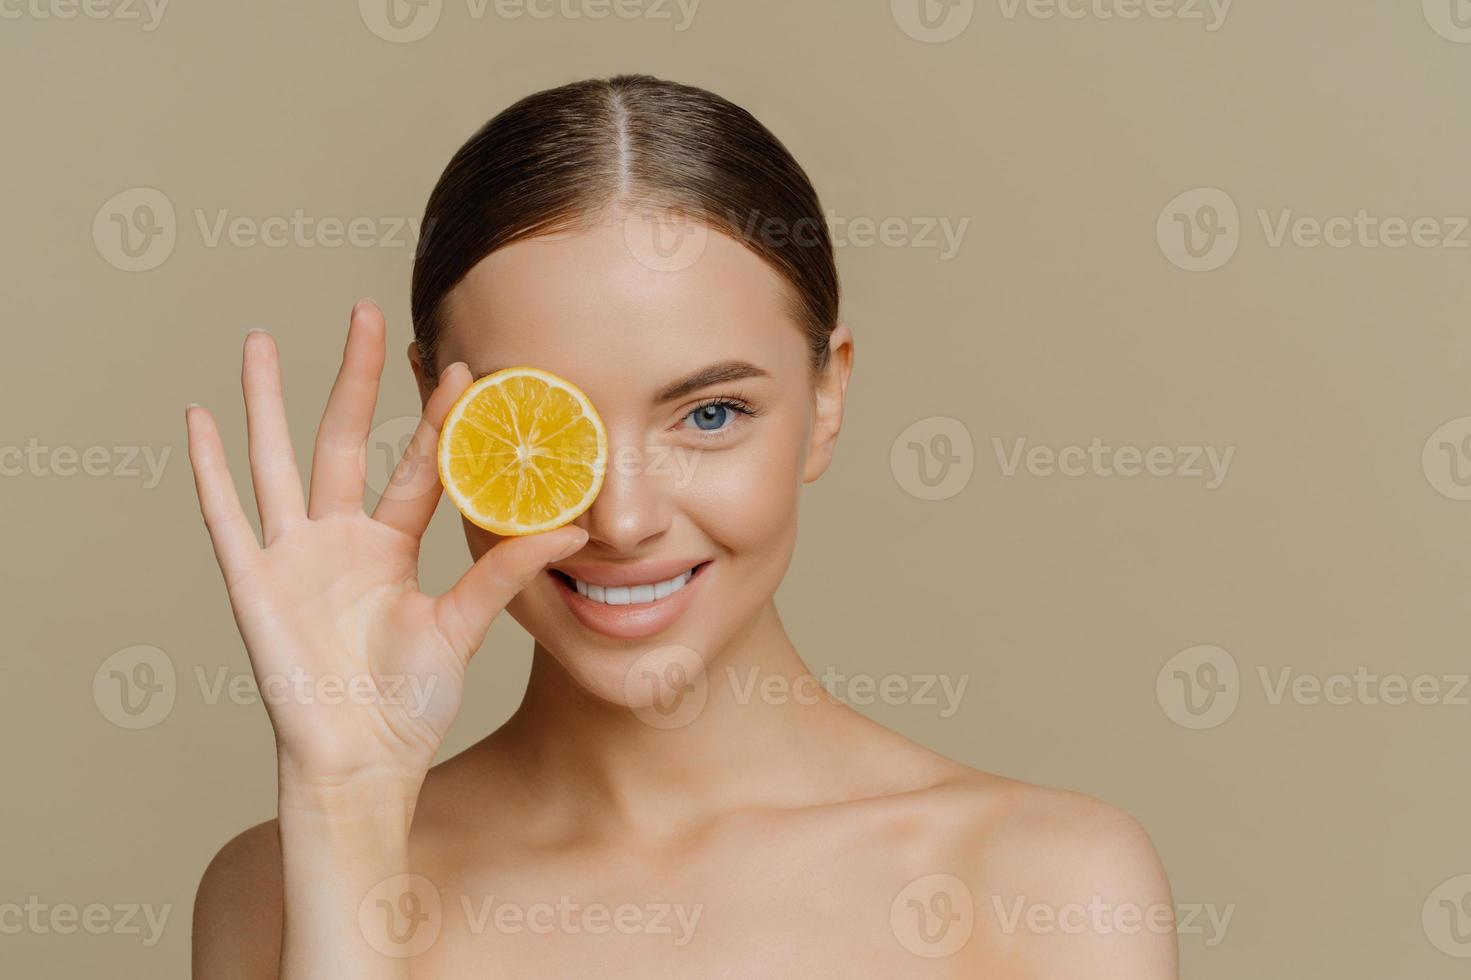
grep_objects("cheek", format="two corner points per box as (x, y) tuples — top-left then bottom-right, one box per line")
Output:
(681, 408), (807, 557)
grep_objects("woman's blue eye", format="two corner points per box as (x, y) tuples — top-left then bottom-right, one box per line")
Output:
(691, 403), (731, 431)
(681, 398), (755, 436)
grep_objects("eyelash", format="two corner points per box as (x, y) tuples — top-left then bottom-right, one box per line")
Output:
(679, 393), (761, 440)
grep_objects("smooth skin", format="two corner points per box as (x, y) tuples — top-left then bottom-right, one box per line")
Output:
(189, 210), (1177, 978)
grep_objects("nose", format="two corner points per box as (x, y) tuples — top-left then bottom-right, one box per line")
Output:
(574, 436), (675, 553)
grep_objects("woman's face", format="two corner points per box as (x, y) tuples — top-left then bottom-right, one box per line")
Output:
(415, 209), (850, 708)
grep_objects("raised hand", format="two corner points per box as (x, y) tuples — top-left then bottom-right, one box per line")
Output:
(184, 300), (587, 793)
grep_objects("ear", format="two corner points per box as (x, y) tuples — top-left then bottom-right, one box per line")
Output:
(407, 340), (435, 410)
(802, 322), (854, 484)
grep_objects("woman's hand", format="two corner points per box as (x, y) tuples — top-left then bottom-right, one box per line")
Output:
(184, 300), (587, 799)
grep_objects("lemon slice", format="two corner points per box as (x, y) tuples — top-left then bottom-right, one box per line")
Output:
(437, 367), (607, 536)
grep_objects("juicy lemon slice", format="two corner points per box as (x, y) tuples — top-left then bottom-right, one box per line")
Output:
(437, 367), (607, 536)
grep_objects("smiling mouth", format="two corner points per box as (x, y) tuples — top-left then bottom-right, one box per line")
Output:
(549, 561), (712, 607)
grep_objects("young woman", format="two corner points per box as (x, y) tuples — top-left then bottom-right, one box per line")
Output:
(188, 74), (1176, 978)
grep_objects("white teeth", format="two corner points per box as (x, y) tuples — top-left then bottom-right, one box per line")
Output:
(572, 567), (695, 606)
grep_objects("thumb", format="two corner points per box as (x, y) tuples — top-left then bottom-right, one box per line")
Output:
(435, 525), (589, 657)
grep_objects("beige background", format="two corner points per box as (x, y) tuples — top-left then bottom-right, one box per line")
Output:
(4, 1), (1470, 976)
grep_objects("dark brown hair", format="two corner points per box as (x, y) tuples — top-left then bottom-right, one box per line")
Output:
(410, 74), (839, 377)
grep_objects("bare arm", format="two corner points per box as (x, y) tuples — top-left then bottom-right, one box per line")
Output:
(186, 302), (587, 978)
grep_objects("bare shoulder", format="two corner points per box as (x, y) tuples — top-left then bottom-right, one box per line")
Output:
(936, 768), (1168, 871)
(192, 818), (283, 979)
(911, 767), (1178, 978)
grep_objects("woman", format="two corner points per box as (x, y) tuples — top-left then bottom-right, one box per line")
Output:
(188, 73), (1176, 978)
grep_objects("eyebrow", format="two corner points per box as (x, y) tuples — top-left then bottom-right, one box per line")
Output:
(471, 359), (771, 404)
(654, 359), (771, 403)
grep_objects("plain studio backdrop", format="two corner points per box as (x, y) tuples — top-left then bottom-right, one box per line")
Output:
(3, 2), (1470, 977)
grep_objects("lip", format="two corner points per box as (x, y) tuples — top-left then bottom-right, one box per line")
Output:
(548, 559), (711, 640)
(549, 557), (709, 588)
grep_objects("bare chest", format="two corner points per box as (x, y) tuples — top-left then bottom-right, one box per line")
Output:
(400, 820), (989, 977)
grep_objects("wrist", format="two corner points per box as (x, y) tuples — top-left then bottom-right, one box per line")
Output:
(277, 760), (424, 825)
(273, 766), (419, 979)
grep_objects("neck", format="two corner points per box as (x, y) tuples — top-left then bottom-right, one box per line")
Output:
(489, 600), (869, 840)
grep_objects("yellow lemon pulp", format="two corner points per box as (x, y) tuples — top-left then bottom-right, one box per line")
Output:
(437, 367), (607, 535)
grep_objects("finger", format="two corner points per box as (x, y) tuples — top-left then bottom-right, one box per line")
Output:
(185, 404), (259, 584)
(434, 526), (589, 657)
(308, 299), (385, 518)
(371, 361), (471, 539)
(241, 330), (306, 542)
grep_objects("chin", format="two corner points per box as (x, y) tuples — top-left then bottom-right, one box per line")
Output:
(571, 640), (712, 711)
(507, 582), (721, 726)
